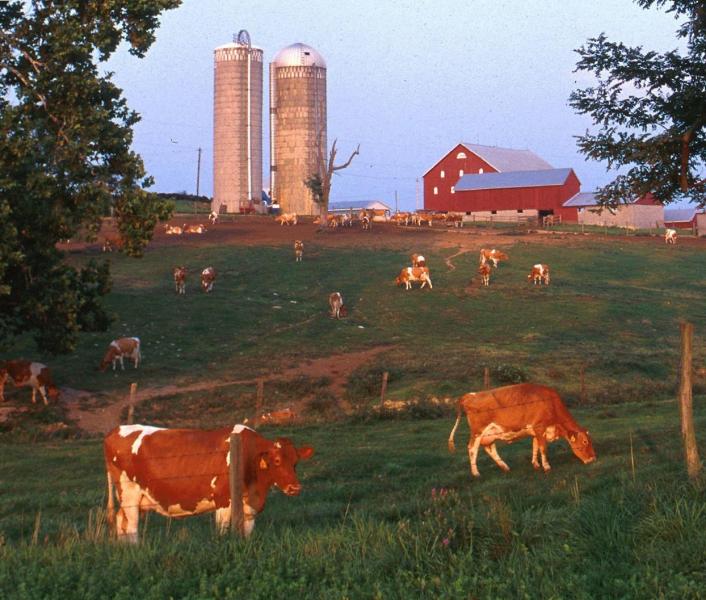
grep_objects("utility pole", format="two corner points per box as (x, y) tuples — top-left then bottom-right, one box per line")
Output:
(394, 190), (398, 213)
(415, 178), (420, 211)
(196, 147), (202, 197)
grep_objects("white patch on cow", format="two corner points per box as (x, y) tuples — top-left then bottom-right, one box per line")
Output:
(29, 362), (43, 378)
(118, 424), (165, 454)
(544, 425), (557, 441)
(112, 455), (117, 462)
(274, 441), (282, 449)
(110, 340), (121, 350)
(166, 498), (216, 517)
(232, 424), (253, 434)
(210, 476), (218, 489)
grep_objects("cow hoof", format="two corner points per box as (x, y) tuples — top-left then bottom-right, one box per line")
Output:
(532, 463), (541, 470)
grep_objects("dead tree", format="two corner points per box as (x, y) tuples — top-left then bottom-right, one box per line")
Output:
(305, 137), (360, 219)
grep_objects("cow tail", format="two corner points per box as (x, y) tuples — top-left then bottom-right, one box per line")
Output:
(448, 399), (463, 453)
(105, 466), (115, 534)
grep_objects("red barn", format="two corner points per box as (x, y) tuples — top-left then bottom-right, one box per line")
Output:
(423, 143), (580, 222)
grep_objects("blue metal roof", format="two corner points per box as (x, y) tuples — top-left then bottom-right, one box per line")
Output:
(664, 208), (697, 223)
(328, 200), (391, 212)
(562, 192), (599, 207)
(462, 144), (553, 172)
(455, 168), (574, 192)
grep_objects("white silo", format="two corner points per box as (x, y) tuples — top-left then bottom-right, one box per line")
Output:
(213, 30), (263, 214)
(270, 43), (327, 216)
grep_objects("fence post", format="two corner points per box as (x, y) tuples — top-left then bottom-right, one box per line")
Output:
(229, 433), (245, 536)
(126, 382), (137, 425)
(380, 371), (389, 405)
(483, 367), (490, 390)
(679, 322), (702, 480)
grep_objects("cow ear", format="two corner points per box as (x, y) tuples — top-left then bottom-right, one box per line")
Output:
(569, 434), (576, 443)
(297, 445), (314, 460)
(258, 454), (269, 470)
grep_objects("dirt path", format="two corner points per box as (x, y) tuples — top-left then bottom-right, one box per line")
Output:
(64, 346), (391, 434)
(444, 248), (473, 271)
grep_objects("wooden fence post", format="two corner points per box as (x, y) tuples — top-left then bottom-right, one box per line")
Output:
(126, 383), (137, 425)
(380, 371), (389, 405)
(229, 433), (245, 536)
(679, 322), (702, 480)
(483, 367), (490, 390)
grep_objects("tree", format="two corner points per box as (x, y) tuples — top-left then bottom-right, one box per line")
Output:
(304, 137), (360, 217)
(0, 1), (180, 354)
(569, 0), (706, 208)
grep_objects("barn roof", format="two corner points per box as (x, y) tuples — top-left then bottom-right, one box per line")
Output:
(664, 208), (698, 223)
(455, 168), (573, 192)
(462, 144), (554, 172)
(328, 200), (391, 212)
(562, 192), (600, 207)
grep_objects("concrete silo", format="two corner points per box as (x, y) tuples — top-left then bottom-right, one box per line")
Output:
(270, 43), (327, 216)
(213, 30), (263, 214)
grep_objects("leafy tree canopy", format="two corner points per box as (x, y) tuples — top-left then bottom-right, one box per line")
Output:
(0, 0), (180, 354)
(569, 0), (706, 208)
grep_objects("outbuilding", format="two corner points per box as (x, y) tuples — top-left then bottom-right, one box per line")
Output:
(564, 193), (664, 229)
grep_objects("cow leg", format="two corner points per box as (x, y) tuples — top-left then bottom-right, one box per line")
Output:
(0, 371), (7, 402)
(468, 435), (483, 477)
(38, 386), (49, 405)
(115, 476), (141, 543)
(120, 356), (125, 370)
(483, 443), (510, 472)
(215, 507), (230, 534)
(31, 387), (37, 404)
(535, 436), (552, 472)
(531, 438), (541, 470)
(134, 351), (140, 369)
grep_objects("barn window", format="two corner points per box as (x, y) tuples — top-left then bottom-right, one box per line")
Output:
(433, 186), (438, 195)
(451, 186), (455, 194)
(456, 152), (467, 159)
(517, 209), (524, 213)
(459, 169), (464, 177)
(478, 168), (484, 174)
(491, 210), (497, 214)
(440, 170), (445, 179)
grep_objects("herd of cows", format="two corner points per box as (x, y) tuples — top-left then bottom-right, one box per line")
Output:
(1, 211), (682, 542)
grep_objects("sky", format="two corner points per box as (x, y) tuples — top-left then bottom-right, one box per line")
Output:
(106, 0), (687, 211)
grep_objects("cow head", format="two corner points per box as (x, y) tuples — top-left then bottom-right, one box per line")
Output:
(99, 348), (116, 372)
(47, 384), (60, 401)
(567, 429), (596, 464)
(256, 438), (314, 496)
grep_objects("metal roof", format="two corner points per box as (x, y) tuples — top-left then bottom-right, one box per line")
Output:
(455, 168), (573, 192)
(562, 192), (599, 207)
(328, 200), (391, 212)
(272, 43), (326, 68)
(462, 144), (553, 172)
(664, 208), (698, 223)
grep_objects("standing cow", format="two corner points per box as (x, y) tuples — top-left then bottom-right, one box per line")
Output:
(201, 267), (216, 293)
(396, 266), (432, 290)
(665, 229), (677, 244)
(173, 266), (187, 294)
(0, 360), (60, 405)
(294, 240), (304, 262)
(478, 263), (491, 286)
(104, 423), (314, 542)
(329, 292), (345, 319)
(100, 337), (141, 371)
(479, 248), (509, 268)
(448, 383), (595, 477)
(528, 264), (550, 285)
(411, 253), (426, 268)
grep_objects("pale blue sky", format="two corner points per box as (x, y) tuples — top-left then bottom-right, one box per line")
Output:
(107, 0), (684, 210)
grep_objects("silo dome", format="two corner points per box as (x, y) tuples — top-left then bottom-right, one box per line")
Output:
(273, 42), (326, 68)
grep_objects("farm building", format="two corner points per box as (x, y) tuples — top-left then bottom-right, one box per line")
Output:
(563, 192), (664, 229)
(328, 200), (391, 216)
(664, 207), (702, 232)
(423, 143), (579, 221)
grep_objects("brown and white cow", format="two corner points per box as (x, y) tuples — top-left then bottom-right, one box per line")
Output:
(329, 292), (344, 319)
(479, 248), (509, 268)
(275, 213), (298, 226)
(396, 266), (432, 290)
(201, 267), (216, 293)
(255, 408), (299, 427)
(294, 240), (304, 262)
(184, 224), (206, 234)
(208, 211), (219, 225)
(448, 383), (595, 477)
(528, 264), (550, 285)
(0, 360), (60, 405)
(665, 228), (677, 244)
(478, 263), (491, 286)
(445, 213), (463, 228)
(173, 266), (187, 294)
(411, 253), (426, 268)
(104, 423), (314, 542)
(165, 224), (183, 235)
(361, 214), (371, 230)
(100, 337), (142, 372)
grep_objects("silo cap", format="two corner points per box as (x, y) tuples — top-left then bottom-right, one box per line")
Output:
(272, 43), (326, 68)
(214, 41), (263, 52)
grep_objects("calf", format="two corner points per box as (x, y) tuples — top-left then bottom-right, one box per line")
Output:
(104, 424), (314, 542)
(329, 292), (344, 319)
(665, 228), (677, 244)
(208, 211), (219, 225)
(411, 253), (426, 268)
(184, 224), (206, 234)
(201, 267), (216, 293)
(165, 224), (183, 235)
(528, 264), (550, 285)
(448, 383), (595, 477)
(256, 408), (299, 427)
(294, 240), (304, 262)
(478, 263), (491, 286)
(173, 266), (187, 294)
(396, 266), (432, 290)
(100, 337), (141, 372)
(0, 360), (60, 405)
(479, 248), (508, 268)
(275, 213), (298, 226)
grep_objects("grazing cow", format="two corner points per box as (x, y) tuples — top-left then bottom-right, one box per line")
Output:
(391, 212), (411, 226)
(165, 224), (183, 235)
(100, 337), (141, 372)
(294, 240), (304, 262)
(329, 292), (344, 319)
(665, 228), (677, 244)
(448, 383), (596, 477)
(528, 264), (550, 285)
(184, 224), (206, 234)
(209, 211), (219, 225)
(0, 360), (60, 405)
(173, 266), (187, 294)
(479, 248), (508, 268)
(411, 253), (426, 268)
(255, 408), (299, 427)
(445, 213), (463, 228)
(275, 213), (298, 226)
(478, 263), (491, 286)
(396, 266), (432, 290)
(104, 423), (314, 542)
(201, 267), (216, 293)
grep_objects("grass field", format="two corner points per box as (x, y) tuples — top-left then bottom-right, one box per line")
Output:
(1, 225), (705, 598)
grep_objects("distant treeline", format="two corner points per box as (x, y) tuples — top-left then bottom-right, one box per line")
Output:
(157, 192), (211, 205)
